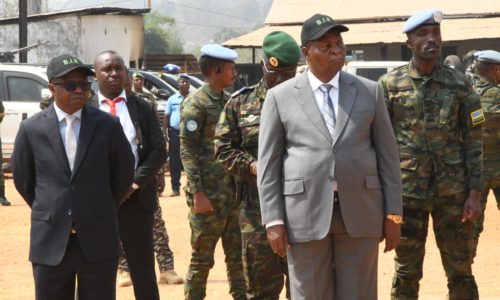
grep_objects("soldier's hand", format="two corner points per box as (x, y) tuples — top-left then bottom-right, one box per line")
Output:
(382, 218), (401, 253)
(193, 192), (214, 214)
(462, 189), (482, 222)
(250, 161), (258, 176)
(266, 225), (290, 257)
(157, 174), (166, 195)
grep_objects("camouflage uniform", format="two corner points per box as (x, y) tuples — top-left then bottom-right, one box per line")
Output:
(214, 80), (289, 300)
(39, 96), (54, 110)
(180, 83), (246, 300)
(118, 92), (176, 275)
(0, 99), (5, 200)
(379, 61), (483, 299)
(472, 81), (500, 259)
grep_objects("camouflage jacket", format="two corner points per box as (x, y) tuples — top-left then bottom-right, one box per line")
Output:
(180, 83), (236, 201)
(476, 83), (500, 161)
(214, 80), (267, 201)
(379, 61), (483, 200)
(135, 91), (157, 111)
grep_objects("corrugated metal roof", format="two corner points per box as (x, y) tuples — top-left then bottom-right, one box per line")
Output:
(223, 17), (500, 48)
(266, 0), (500, 24)
(0, 7), (150, 25)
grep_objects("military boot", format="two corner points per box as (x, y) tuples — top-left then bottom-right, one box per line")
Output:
(158, 269), (184, 284)
(0, 196), (10, 206)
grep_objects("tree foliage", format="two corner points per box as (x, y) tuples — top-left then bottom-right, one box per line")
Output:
(144, 11), (183, 54)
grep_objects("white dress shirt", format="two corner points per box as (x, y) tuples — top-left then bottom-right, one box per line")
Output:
(266, 70), (341, 229)
(54, 103), (82, 147)
(98, 90), (138, 168)
(307, 69), (340, 122)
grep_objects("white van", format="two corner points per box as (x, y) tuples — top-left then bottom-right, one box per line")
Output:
(343, 61), (407, 81)
(0, 64), (48, 160)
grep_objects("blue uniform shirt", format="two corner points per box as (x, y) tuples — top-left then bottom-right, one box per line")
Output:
(166, 92), (184, 130)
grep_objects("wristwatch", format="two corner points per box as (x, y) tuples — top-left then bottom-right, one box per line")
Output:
(386, 214), (403, 224)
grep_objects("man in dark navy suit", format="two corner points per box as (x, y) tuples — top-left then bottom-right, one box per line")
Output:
(11, 54), (135, 300)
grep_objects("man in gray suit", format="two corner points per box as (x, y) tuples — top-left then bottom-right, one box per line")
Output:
(257, 14), (403, 299)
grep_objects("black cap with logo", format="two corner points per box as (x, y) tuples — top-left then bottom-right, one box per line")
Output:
(301, 14), (349, 46)
(46, 54), (94, 81)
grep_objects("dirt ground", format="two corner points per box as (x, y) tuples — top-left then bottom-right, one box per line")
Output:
(1, 175), (500, 300)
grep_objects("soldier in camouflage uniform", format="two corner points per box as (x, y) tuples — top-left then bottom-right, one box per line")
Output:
(0, 98), (9, 206)
(471, 50), (500, 260)
(379, 10), (483, 299)
(180, 44), (246, 300)
(214, 31), (299, 300)
(117, 72), (184, 286)
(132, 71), (157, 105)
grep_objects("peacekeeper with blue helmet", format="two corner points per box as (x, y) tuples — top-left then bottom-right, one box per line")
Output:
(379, 9), (483, 299)
(180, 44), (247, 300)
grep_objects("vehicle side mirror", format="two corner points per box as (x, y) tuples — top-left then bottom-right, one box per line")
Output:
(155, 89), (171, 100)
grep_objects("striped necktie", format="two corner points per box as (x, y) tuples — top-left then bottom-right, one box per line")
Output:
(319, 83), (336, 136)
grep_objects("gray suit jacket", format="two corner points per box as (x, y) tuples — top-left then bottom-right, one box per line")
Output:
(257, 71), (402, 242)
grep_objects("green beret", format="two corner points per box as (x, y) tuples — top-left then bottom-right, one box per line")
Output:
(262, 31), (300, 68)
(132, 72), (144, 79)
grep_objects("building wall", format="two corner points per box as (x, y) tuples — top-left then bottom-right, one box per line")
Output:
(0, 14), (144, 66)
(0, 15), (81, 63)
(81, 15), (144, 67)
(0, 0), (46, 18)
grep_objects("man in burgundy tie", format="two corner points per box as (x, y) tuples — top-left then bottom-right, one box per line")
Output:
(93, 50), (167, 300)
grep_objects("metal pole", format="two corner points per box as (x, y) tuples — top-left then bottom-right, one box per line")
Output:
(19, 0), (28, 63)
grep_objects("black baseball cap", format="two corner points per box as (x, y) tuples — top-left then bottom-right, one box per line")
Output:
(301, 14), (349, 46)
(46, 54), (94, 81)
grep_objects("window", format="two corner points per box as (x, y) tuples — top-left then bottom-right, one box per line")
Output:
(356, 68), (389, 81)
(6, 76), (45, 102)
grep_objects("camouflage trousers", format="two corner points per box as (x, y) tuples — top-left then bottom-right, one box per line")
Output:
(0, 137), (4, 197)
(240, 206), (289, 300)
(184, 195), (246, 300)
(118, 198), (175, 273)
(473, 162), (500, 260)
(391, 191), (478, 300)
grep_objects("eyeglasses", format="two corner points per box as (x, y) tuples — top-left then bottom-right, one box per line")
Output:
(51, 81), (92, 92)
(262, 61), (297, 77)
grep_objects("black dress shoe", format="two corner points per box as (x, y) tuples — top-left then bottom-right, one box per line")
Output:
(0, 197), (11, 206)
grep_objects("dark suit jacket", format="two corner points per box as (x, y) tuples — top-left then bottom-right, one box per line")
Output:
(11, 104), (135, 266)
(90, 92), (167, 210)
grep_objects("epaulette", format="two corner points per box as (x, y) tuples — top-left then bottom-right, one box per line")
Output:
(474, 81), (493, 95)
(231, 85), (256, 98)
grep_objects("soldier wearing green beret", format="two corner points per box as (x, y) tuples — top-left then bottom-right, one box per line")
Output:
(471, 51), (500, 261)
(379, 10), (482, 299)
(132, 71), (157, 108)
(214, 31), (300, 299)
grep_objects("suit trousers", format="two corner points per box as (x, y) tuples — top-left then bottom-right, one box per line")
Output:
(286, 201), (379, 300)
(118, 194), (159, 300)
(33, 235), (118, 300)
(168, 128), (182, 192)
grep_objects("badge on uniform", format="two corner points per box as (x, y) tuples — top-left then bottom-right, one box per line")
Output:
(470, 109), (485, 125)
(186, 120), (198, 132)
(246, 114), (258, 123)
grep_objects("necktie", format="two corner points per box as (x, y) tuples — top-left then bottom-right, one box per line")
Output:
(102, 97), (125, 116)
(65, 115), (77, 171)
(319, 83), (336, 136)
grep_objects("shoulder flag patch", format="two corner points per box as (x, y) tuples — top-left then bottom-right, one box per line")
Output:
(471, 109), (485, 125)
